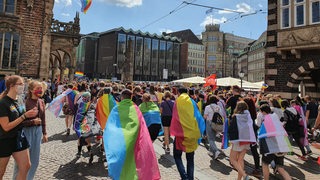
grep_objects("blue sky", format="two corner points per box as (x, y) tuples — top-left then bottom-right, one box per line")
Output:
(53, 0), (267, 39)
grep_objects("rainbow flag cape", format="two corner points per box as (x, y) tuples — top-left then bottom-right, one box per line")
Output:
(258, 114), (292, 155)
(81, 0), (92, 14)
(103, 99), (160, 180)
(138, 102), (161, 127)
(74, 102), (91, 138)
(47, 89), (72, 117)
(221, 118), (229, 149)
(170, 93), (205, 153)
(96, 94), (117, 129)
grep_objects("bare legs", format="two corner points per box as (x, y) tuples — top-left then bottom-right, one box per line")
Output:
(230, 148), (247, 180)
(164, 127), (170, 149)
(12, 149), (31, 180)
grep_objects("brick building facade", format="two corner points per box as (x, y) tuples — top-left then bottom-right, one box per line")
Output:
(266, 0), (320, 98)
(0, 0), (80, 80)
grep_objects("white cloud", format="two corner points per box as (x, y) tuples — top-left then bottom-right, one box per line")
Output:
(61, 13), (70, 17)
(159, 28), (173, 34)
(55, 0), (72, 6)
(236, 3), (253, 13)
(218, 9), (234, 14)
(200, 15), (227, 27)
(98, 0), (142, 8)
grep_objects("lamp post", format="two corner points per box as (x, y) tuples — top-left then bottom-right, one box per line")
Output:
(238, 70), (245, 89)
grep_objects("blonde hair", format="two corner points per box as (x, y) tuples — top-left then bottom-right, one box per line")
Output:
(0, 75), (23, 99)
(233, 101), (248, 115)
(142, 93), (151, 102)
(27, 80), (42, 99)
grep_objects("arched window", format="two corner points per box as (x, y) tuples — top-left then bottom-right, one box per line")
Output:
(0, 0), (16, 14)
(0, 32), (20, 69)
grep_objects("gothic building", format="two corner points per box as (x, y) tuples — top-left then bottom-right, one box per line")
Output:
(0, 0), (80, 80)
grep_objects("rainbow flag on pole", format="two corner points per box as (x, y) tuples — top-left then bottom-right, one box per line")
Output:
(170, 93), (205, 153)
(75, 71), (84, 77)
(96, 94), (117, 130)
(103, 99), (160, 180)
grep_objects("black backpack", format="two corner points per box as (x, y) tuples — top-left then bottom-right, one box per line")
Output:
(212, 112), (224, 125)
(284, 110), (300, 132)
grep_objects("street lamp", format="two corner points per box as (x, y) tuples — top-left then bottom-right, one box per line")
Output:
(238, 70), (245, 89)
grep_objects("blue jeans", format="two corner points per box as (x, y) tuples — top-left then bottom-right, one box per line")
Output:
(173, 140), (195, 180)
(206, 119), (219, 153)
(13, 126), (42, 180)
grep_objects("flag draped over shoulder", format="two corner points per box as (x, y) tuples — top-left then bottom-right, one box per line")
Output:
(66, 90), (78, 112)
(258, 114), (292, 155)
(221, 118), (229, 149)
(170, 93), (205, 153)
(139, 102), (161, 127)
(103, 99), (160, 180)
(96, 94), (117, 129)
(47, 89), (72, 117)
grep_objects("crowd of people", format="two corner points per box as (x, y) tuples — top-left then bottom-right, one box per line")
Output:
(0, 75), (320, 180)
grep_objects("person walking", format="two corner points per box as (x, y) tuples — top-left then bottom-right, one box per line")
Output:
(0, 75), (38, 180)
(160, 91), (174, 153)
(170, 87), (205, 180)
(13, 80), (48, 180)
(203, 95), (224, 159)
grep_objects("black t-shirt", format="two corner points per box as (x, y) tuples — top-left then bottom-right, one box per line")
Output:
(226, 95), (242, 116)
(0, 96), (25, 139)
(306, 102), (318, 119)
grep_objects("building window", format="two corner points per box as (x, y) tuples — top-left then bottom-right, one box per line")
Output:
(311, 0), (320, 24)
(208, 55), (216, 61)
(0, 32), (20, 69)
(295, 0), (305, 26)
(281, 0), (291, 28)
(0, 0), (15, 14)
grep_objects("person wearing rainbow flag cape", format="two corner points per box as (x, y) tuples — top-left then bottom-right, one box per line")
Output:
(170, 87), (205, 180)
(103, 89), (160, 180)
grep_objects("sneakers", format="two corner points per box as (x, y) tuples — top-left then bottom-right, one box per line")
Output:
(76, 152), (81, 158)
(214, 151), (221, 159)
(208, 151), (214, 157)
(66, 128), (70, 135)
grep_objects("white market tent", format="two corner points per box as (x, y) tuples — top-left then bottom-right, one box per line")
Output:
(171, 76), (205, 84)
(172, 76), (261, 89)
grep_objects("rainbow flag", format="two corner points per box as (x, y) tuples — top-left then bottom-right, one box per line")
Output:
(103, 99), (160, 180)
(258, 114), (292, 155)
(47, 89), (72, 117)
(81, 0), (92, 14)
(138, 102), (161, 127)
(75, 71), (84, 77)
(96, 94), (117, 130)
(74, 102), (91, 138)
(170, 93), (205, 153)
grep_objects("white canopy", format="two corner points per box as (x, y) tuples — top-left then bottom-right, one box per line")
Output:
(171, 76), (261, 89)
(171, 76), (205, 84)
(216, 77), (261, 89)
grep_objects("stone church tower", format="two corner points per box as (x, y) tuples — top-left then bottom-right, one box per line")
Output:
(0, 0), (80, 80)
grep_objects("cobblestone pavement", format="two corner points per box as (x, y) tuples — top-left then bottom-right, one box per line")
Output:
(3, 112), (320, 180)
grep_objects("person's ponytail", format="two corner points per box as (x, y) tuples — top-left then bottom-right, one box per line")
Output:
(0, 89), (9, 99)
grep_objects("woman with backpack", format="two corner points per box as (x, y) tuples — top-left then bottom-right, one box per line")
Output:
(203, 95), (224, 159)
(281, 100), (307, 160)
